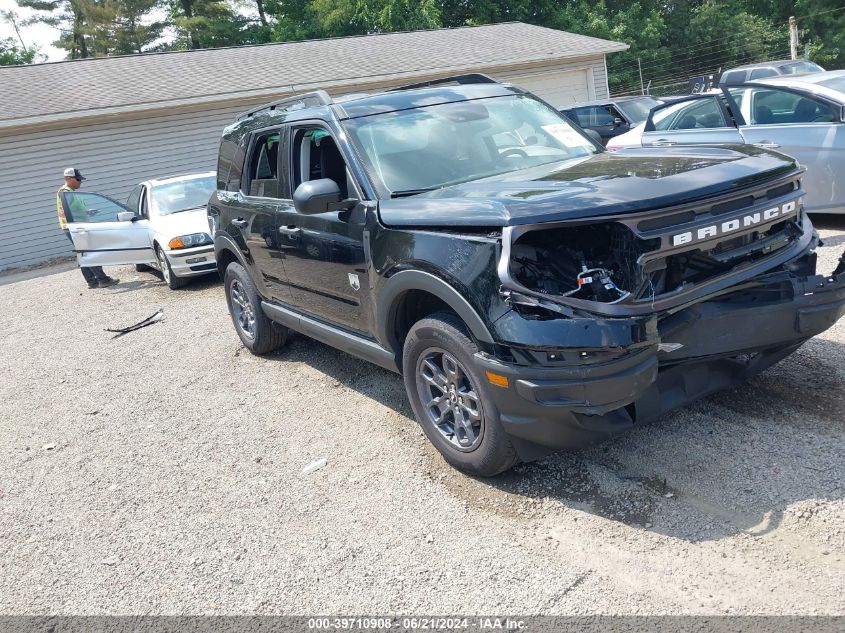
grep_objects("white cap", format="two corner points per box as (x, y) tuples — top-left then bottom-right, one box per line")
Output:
(63, 167), (85, 180)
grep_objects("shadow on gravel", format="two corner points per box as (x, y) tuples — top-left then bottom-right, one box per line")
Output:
(108, 273), (221, 295)
(268, 332), (845, 544)
(812, 213), (845, 232)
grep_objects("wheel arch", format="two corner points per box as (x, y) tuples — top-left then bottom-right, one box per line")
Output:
(377, 270), (495, 355)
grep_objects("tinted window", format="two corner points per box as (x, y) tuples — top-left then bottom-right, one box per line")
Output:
(781, 61), (824, 74)
(722, 70), (748, 85)
(61, 192), (128, 223)
(750, 88), (836, 124)
(573, 105), (615, 126)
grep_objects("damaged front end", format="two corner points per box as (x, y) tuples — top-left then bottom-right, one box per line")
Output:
(481, 176), (845, 458)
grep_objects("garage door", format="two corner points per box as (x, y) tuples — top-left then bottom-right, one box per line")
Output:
(506, 69), (592, 108)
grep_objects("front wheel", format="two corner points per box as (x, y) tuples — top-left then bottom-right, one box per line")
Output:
(156, 245), (187, 290)
(403, 312), (519, 477)
(224, 262), (288, 355)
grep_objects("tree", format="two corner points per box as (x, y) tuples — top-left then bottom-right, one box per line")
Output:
(0, 37), (38, 64)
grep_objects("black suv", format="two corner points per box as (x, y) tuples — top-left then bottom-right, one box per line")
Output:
(209, 74), (845, 477)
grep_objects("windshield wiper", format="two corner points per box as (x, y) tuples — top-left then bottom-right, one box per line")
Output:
(390, 188), (434, 198)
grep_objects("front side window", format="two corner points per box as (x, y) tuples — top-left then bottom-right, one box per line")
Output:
(150, 176), (216, 215)
(291, 127), (352, 199)
(61, 192), (128, 223)
(344, 95), (597, 194)
(749, 88), (836, 124)
(125, 185), (142, 215)
(573, 106), (615, 127)
(652, 98), (728, 131)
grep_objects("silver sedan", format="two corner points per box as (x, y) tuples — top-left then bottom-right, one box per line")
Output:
(609, 70), (845, 214)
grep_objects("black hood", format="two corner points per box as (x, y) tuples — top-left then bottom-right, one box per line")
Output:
(377, 146), (799, 227)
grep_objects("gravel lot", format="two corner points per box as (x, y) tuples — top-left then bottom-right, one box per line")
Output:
(1, 218), (844, 616)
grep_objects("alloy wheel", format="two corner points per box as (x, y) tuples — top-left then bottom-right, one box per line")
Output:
(416, 348), (484, 452)
(230, 279), (256, 339)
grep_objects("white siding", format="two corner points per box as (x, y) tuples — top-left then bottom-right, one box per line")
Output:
(0, 55), (610, 271)
(0, 101), (254, 270)
(497, 57), (609, 106)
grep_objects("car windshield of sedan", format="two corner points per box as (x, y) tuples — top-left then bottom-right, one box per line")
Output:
(343, 95), (598, 195)
(617, 97), (661, 123)
(151, 176), (216, 215)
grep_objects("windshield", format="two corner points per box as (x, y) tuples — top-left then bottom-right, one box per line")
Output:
(781, 61), (823, 74)
(151, 175), (216, 215)
(617, 97), (661, 123)
(343, 95), (598, 194)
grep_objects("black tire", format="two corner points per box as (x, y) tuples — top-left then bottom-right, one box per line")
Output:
(224, 262), (288, 355)
(403, 312), (519, 477)
(155, 245), (188, 290)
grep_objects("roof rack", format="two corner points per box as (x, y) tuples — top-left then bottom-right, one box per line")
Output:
(237, 90), (333, 120)
(389, 73), (499, 92)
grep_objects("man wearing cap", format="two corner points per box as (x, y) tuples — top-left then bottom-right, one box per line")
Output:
(58, 168), (119, 289)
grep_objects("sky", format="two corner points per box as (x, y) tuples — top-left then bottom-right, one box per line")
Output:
(0, 0), (65, 62)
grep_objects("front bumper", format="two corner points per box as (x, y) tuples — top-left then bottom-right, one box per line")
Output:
(165, 246), (217, 277)
(476, 257), (845, 460)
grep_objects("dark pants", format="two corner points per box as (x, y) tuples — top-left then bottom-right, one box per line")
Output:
(64, 230), (108, 285)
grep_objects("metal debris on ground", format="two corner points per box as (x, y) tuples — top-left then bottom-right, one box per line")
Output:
(105, 309), (164, 338)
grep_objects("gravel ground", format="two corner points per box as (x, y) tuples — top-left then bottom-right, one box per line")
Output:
(1, 218), (844, 616)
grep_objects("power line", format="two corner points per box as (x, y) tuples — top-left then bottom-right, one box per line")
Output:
(794, 5), (845, 20)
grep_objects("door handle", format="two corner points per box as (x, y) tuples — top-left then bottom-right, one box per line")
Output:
(232, 218), (248, 228)
(754, 141), (780, 149)
(652, 139), (676, 146)
(279, 225), (301, 240)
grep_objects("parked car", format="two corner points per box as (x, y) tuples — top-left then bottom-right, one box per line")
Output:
(61, 172), (218, 289)
(209, 74), (845, 477)
(607, 71), (845, 214)
(719, 59), (825, 85)
(560, 96), (662, 143)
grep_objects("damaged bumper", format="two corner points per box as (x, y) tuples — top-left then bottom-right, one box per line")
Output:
(477, 255), (845, 459)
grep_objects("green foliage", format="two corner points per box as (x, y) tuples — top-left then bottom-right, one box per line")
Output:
(8, 0), (845, 83)
(0, 36), (38, 64)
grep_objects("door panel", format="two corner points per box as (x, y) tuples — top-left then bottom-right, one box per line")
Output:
(642, 96), (744, 147)
(62, 191), (155, 266)
(740, 123), (845, 213)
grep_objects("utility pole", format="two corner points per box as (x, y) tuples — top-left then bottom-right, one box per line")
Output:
(638, 58), (645, 95)
(789, 16), (798, 60)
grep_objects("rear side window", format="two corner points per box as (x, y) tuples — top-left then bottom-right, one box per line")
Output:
(750, 68), (777, 80)
(722, 70), (747, 85)
(244, 130), (282, 198)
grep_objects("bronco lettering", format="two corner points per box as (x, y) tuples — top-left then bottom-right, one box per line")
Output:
(671, 200), (797, 247)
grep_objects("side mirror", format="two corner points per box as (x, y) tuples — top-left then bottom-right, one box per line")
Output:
(293, 178), (345, 215)
(117, 211), (136, 222)
(583, 129), (603, 145)
(613, 117), (625, 127)
(840, 104), (845, 123)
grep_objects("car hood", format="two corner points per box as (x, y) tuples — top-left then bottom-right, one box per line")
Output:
(378, 146), (797, 228)
(151, 207), (210, 237)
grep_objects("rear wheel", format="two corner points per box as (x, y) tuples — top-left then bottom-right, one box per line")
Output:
(224, 262), (288, 355)
(156, 245), (188, 290)
(403, 312), (519, 477)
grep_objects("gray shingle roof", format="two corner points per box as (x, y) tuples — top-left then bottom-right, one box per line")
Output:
(0, 22), (626, 127)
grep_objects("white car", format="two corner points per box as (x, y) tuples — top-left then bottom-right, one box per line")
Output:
(606, 72), (845, 214)
(61, 172), (217, 288)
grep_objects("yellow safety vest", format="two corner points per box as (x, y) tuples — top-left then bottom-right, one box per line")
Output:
(56, 183), (73, 230)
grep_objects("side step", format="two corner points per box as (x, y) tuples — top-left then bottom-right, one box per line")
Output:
(261, 301), (400, 374)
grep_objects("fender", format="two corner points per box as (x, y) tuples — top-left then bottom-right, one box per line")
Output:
(377, 269), (495, 353)
(213, 233), (266, 292)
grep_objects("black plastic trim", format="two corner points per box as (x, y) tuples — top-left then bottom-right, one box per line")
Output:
(261, 300), (400, 373)
(377, 269), (495, 352)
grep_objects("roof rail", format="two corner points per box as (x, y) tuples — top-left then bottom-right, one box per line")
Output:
(237, 90), (333, 120)
(389, 73), (499, 92)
